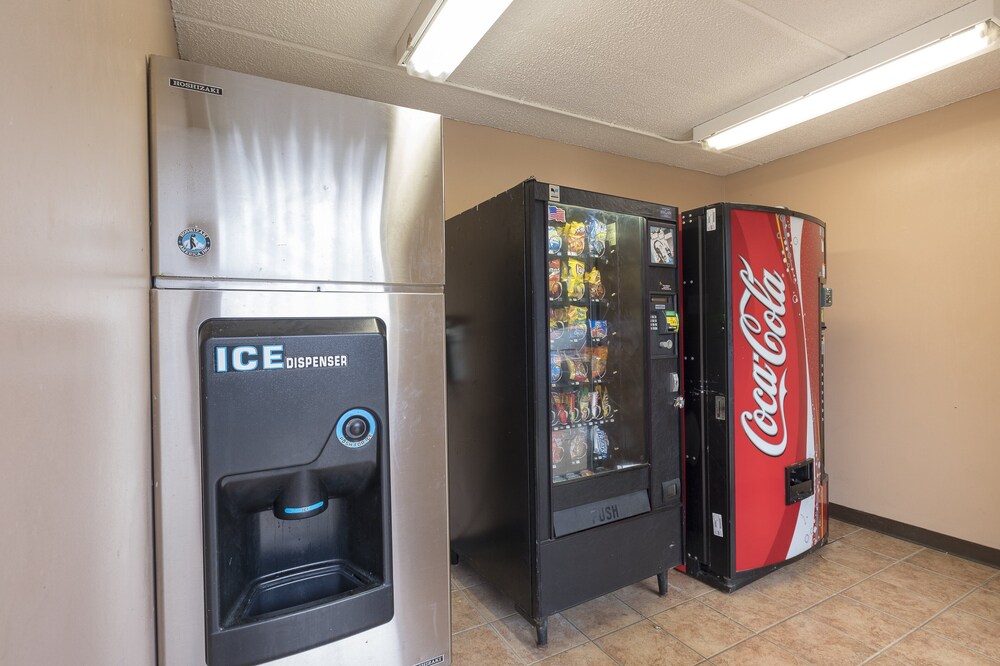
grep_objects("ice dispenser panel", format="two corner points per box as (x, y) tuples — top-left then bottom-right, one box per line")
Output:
(200, 318), (392, 666)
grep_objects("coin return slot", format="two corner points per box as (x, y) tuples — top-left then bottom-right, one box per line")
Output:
(785, 459), (815, 505)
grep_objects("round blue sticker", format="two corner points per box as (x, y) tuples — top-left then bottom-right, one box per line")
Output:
(178, 227), (211, 257)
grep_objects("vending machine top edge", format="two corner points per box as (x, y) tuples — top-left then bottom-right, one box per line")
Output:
(149, 56), (450, 666)
(680, 202), (831, 592)
(446, 179), (684, 644)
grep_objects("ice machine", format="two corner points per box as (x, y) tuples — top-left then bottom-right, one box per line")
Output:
(149, 57), (450, 666)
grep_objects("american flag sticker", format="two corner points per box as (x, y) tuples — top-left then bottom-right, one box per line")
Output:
(548, 205), (566, 222)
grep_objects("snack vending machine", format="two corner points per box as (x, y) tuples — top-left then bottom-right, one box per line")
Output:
(680, 203), (832, 591)
(149, 57), (450, 665)
(446, 180), (684, 644)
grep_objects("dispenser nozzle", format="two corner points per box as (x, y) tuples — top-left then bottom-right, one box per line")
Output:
(274, 472), (328, 520)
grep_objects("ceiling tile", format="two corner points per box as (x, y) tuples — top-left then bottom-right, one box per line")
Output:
(450, 0), (837, 137)
(171, 0), (420, 66)
(733, 0), (971, 54)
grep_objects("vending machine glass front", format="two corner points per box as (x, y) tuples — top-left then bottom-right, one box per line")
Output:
(545, 203), (646, 486)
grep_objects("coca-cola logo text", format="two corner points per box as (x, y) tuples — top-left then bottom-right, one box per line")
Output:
(737, 256), (789, 457)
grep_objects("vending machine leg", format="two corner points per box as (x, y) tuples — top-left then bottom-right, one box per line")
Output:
(535, 618), (548, 646)
(657, 571), (669, 596)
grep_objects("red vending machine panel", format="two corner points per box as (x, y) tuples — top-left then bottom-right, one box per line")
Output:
(682, 203), (830, 590)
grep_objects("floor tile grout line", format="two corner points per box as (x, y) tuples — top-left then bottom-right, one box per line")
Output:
(702, 633), (802, 665)
(830, 538), (925, 565)
(873, 532), (1000, 567)
(919, 609), (1000, 662)
(688, 594), (771, 635)
(892, 547), (999, 586)
(450, 555), (999, 665)
(695, 593), (811, 636)
(696, 590), (799, 635)
(587, 637), (626, 666)
(484, 619), (532, 666)
(646, 598), (758, 660)
(836, 524), (1000, 575)
(451, 586), (493, 633)
(735, 554), (921, 658)
(856, 571), (998, 665)
(667, 553), (898, 649)
(560, 610), (646, 643)
(813, 552), (951, 626)
(755, 593), (882, 658)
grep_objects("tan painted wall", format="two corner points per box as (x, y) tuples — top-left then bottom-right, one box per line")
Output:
(444, 120), (725, 219)
(446, 94), (1000, 550)
(725, 89), (1000, 550)
(0, 1), (176, 663)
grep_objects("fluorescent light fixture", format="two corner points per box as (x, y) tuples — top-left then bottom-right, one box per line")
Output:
(695, 0), (1000, 151)
(397, 0), (515, 81)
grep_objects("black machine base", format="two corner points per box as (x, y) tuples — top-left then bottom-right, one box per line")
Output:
(656, 571), (668, 596)
(527, 568), (670, 647)
(682, 537), (828, 592)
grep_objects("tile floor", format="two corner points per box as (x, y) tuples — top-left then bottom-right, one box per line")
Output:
(449, 519), (1000, 665)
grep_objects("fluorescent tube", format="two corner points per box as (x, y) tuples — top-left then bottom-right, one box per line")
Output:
(703, 20), (998, 151)
(403, 0), (514, 81)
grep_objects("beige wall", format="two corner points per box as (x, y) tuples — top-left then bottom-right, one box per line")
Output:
(726, 88), (1000, 550)
(0, 1), (176, 664)
(444, 119), (724, 219)
(445, 107), (1000, 551)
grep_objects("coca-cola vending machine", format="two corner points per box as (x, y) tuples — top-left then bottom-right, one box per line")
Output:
(680, 203), (832, 591)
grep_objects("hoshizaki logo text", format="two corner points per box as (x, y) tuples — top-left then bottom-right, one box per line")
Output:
(169, 78), (223, 96)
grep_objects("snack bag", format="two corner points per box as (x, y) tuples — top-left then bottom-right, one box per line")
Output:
(567, 258), (586, 300)
(547, 225), (562, 254)
(549, 312), (565, 342)
(592, 425), (610, 461)
(600, 386), (612, 418)
(578, 387), (591, 420)
(585, 267), (605, 299)
(591, 346), (608, 380)
(565, 221), (586, 256)
(568, 430), (588, 462)
(589, 320), (608, 341)
(551, 434), (565, 465)
(565, 305), (588, 323)
(564, 391), (580, 423)
(553, 392), (571, 425)
(565, 322), (588, 347)
(550, 352), (562, 383)
(548, 259), (562, 299)
(588, 388), (601, 421)
(585, 214), (608, 257)
(567, 278), (585, 301)
(567, 355), (589, 383)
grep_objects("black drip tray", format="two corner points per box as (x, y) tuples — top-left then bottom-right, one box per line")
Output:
(232, 561), (380, 624)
